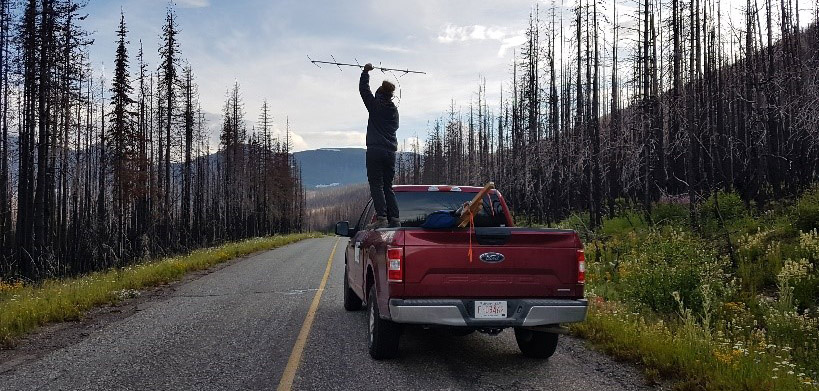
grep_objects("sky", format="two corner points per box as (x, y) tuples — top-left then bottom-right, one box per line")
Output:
(82, 0), (541, 152)
(82, 0), (816, 152)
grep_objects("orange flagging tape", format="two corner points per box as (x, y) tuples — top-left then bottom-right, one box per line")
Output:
(468, 210), (475, 263)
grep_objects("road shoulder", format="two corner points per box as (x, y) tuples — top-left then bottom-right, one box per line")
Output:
(0, 237), (322, 374)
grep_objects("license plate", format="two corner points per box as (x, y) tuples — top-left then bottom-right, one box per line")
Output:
(475, 301), (507, 319)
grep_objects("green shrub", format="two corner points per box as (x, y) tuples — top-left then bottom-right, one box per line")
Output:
(792, 278), (819, 310)
(788, 261), (819, 311)
(617, 228), (731, 315)
(601, 211), (646, 237)
(651, 202), (689, 226)
(764, 256), (819, 376)
(735, 229), (784, 295)
(795, 186), (819, 233)
(786, 230), (819, 309)
(698, 191), (749, 234)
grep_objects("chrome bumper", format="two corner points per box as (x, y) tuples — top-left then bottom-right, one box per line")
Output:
(388, 298), (588, 327)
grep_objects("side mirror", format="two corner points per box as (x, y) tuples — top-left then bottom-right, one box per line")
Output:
(335, 221), (352, 237)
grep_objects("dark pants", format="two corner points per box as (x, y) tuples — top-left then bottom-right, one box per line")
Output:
(366, 148), (399, 219)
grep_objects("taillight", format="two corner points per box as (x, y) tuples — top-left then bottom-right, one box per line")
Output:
(387, 247), (403, 282)
(577, 249), (586, 284)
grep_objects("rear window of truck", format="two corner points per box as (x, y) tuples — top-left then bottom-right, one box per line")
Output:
(396, 191), (508, 227)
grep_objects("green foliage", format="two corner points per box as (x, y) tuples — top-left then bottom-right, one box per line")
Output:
(616, 229), (731, 314)
(795, 186), (819, 233)
(572, 298), (817, 391)
(576, 186), (819, 389)
(787, 231), (819, 310)
(792, 274), (819, 311)
(702, 191), (747, 220)
(0, 233), (322, 346)
(600, 211), (647, 237)
(698, 191), (750, 234)
(735, 229), (784, 295)
(651, 202), (689, 226)
(556, 212), (591, 233)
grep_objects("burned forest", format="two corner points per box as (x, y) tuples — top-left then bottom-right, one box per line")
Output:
(398, 1), (819, 228)
(0, 2), (304, 280)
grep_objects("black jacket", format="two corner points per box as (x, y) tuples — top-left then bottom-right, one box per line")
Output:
(360, 71), (399, 152)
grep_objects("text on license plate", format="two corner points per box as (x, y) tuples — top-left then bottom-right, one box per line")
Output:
(475, 301), (507, 319)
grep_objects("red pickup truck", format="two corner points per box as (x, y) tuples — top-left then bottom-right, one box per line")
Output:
(335, 185), (587, 359)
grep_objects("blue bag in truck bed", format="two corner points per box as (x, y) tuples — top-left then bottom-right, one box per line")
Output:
(421, 210), (457, 229)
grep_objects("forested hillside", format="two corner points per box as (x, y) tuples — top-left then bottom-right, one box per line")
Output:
(305, 183), (369, 232)
(397, 1), (819, 228)
(0, 2), (304, 280)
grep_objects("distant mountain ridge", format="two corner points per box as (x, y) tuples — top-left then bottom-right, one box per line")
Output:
(0, 141), (388, 190)
(293, 148), (369, 188)
(294, 148), (415, 188)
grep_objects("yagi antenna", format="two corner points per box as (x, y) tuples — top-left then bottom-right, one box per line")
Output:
(307, 55), (426, 75)
(330, 54), (343, 71)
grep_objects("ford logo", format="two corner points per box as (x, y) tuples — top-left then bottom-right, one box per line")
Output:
(479, 252), (505, 263)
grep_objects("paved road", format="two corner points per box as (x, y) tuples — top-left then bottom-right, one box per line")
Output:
(0, 237), (660, 391)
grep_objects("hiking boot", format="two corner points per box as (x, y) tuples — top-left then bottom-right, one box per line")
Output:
(366, 216), (389, 230)
(388, 217), (402, 228)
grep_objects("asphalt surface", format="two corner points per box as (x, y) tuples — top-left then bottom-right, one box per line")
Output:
(0, 237), (662, 391)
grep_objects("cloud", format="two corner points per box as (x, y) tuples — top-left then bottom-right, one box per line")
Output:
(176, 0), (209, 8)
(437, 24), (525, 57)
(498, 35), (527, 57)
(271, 126), (309, 152)
(364, 44), (414, 54)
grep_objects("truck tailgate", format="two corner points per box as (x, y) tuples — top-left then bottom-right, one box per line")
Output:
(401, 228), (583, 299)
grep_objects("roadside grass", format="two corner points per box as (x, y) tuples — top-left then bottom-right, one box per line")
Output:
(572, 300), (813, 391)
(0, 232), (322, 347)
(561, 189), (819, 390)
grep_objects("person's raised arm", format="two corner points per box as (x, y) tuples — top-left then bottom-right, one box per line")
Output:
(359, 63), (375, 111)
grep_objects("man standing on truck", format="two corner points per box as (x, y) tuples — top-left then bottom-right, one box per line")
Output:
(360, 63), (400, 229)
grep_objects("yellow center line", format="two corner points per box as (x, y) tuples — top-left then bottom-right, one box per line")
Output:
(277, 237), (340, 391)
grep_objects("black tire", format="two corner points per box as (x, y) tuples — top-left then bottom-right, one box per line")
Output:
(343, 266), (362, 311)
(367, 287), (401, 359)
(514, 327), (559, 359)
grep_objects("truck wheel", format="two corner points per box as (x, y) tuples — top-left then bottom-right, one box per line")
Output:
(343, 267), (362, 311)
(514, 327), (559, 359)
(367, 288), (401, 359)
